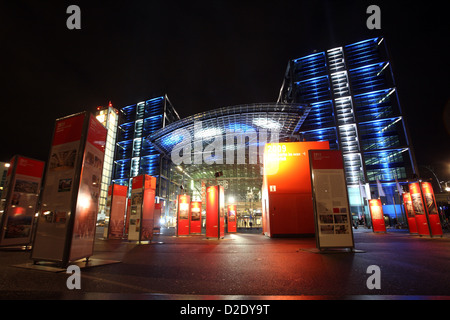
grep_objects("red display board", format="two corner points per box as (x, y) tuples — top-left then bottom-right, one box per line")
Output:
(106, 184), (127, 239)
(177, 194), (190, 236)
(0, 155), (45, 246)
(421, 182), (443, 236)
(409, 182), (431, 236)
(206, 185), (225, 239)
(368, 199), (386, 233)
(402, 192), (418, 234)
(32, 112), (107, 266)
(309, 150), (354, 249)
(128, 175), (156, 242)
(190, 201), (202, 234)
(262, 141), (329, 237)
(227, 204), (237, 233)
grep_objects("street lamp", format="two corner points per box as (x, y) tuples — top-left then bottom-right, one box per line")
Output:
(419, 165), (443, 192)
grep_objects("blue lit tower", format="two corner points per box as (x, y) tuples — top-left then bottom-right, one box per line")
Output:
(278, 37), (418, 217)
(112, 95), (180, 199)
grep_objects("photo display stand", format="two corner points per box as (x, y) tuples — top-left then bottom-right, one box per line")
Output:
(206, 185), (224, 239)
(105, 183), (127, 239)
(408, 181), (443, 237)
(309, 149), (355, 251)
(189, 201), (202, 234)
(402, 192), (419, 234)
(31, 111), (107, 268)
(227, 204), (237, 233)
(176, 194), (190, 236)
(0, 155), (45, 248)
(127, 174), (156, 243)
(368, 199), (387, 233)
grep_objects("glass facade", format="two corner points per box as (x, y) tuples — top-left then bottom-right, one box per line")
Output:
(97, 37), (418, 227)
(148, 103), (311, 227)
(95, 105), (119, 219)
(112, 95), (180, 204)
(278, 37), (418, 221)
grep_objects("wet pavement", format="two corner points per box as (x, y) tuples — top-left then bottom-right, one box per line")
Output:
(1, 227), (450, 300)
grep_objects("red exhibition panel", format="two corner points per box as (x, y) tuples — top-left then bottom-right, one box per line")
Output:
(262, 141), (329, 237)
(402, 193), (418, 234)
(190, 201), (202, 234)
(128, 174), (156, 242)
(108, 184), (128, 239)
(31, 112), (107, 266)
(368, 199), (386, 233)
(51, 112), (85, 146)
(177, 194), (190, 236)
(227, 204), (237, 233)
(421, 182), (443, 236)
(0, 155), (45, 246)
(15, 155), (46, 178)
(309, 149), (354, 249)
(409, 182), (431, 236)
(70, 114), (107, 261)
(141, 182), (156, 241)
(206, 185), (224, 239)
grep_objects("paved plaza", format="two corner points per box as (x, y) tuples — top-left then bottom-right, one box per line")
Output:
(1, 227), (450, 300)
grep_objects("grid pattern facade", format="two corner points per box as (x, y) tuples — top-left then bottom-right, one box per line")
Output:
(278, 37), (417, 199)
(112, 95), (180, 198)
(96, 106), (119, 217)
(148, 103), (311, 220)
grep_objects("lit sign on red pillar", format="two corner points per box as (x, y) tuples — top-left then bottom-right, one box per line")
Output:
(190, 201), (202, 234)
(368, 199), (386, 233)
(421, 182), (443, 236)
(128, 174), (156, 242)
(177, 194), (190, 236)
(227, 204), (237, 233)
(31, 112), (107, 266)
(402, 192), (418, 234)
(309, 149), (354, 249)
(142, 175), (156, 241)
(409, 182), (431, 236)
(0, 155), (45, 247)
(206, 185), (224, 239)
(262, 141), (330, 237)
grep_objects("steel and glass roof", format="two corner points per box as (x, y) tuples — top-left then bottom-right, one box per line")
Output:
(147, 103), (311, 206)
(147, 103), (311, 156)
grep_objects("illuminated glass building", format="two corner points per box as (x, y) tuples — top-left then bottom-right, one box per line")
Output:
(102, 37), (417, 226)
(111, 95), (180, 205)
(278, 37), (418, 217)
(95, 103), (119, 219)
(147, 103), (311, 227)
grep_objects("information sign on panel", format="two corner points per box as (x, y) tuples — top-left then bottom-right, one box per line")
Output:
(309, 149), (354, 250)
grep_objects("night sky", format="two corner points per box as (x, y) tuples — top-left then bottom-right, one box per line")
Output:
(1, 1), (449, 182)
